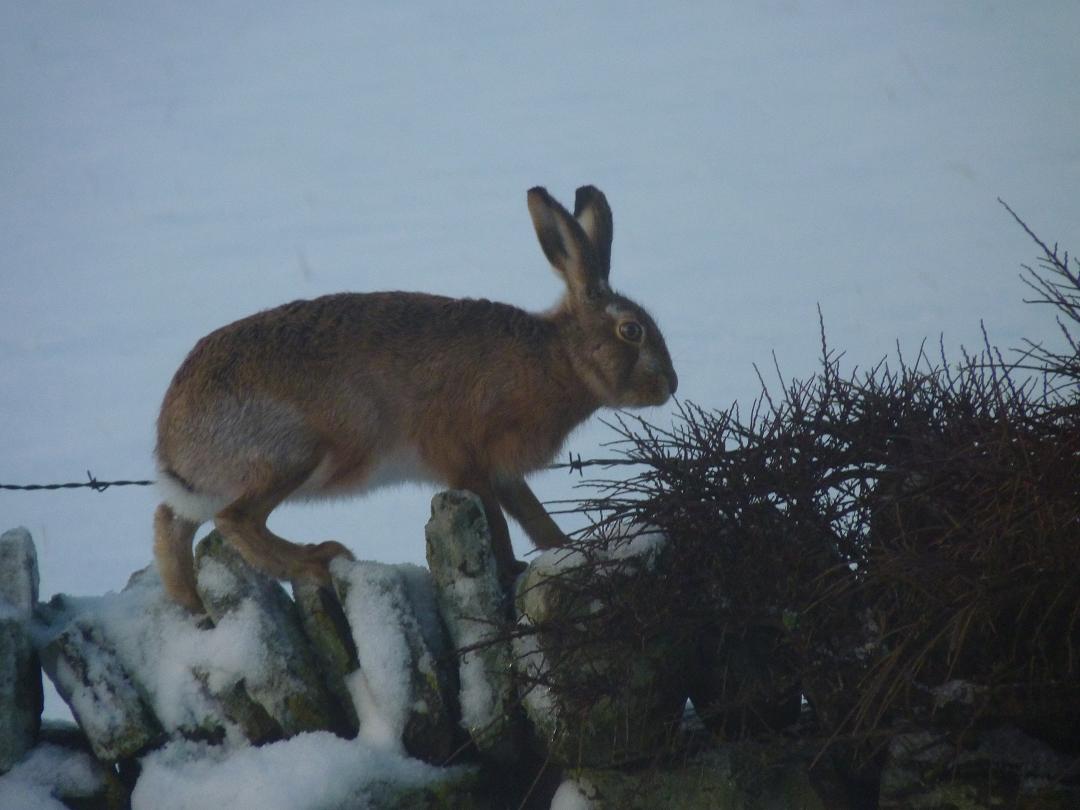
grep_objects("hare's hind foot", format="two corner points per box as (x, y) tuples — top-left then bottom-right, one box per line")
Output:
(212, 465), (353, 586)
(215, 510), (354, 587)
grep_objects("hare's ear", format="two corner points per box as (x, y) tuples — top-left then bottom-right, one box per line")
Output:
(574, 186), (613, 283)
(527, 186), (604, 300)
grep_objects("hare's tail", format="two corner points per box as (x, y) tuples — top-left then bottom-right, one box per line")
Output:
(156, 466), (227, 524)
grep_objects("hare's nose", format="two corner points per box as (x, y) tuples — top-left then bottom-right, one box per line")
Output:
(668, 369), (679, 395)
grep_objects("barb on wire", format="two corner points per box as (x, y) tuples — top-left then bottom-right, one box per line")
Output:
(0, 470), (155, 493)
(547, 452), (645, 476)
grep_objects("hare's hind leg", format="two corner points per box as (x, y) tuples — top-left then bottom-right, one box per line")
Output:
(213, 465), (354, 587)
(154, 503), (203, 613)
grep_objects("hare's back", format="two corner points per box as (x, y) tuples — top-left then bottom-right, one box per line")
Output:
(167, 292), (449, 386)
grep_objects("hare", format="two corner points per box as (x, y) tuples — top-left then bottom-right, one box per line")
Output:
(153, 185), (677, 612)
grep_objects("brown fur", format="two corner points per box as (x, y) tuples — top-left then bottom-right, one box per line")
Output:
(154, 186), (677, 612)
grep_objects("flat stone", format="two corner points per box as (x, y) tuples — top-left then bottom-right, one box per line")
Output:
(0, 616), (43, 772)
(332, 559), (459, 763)
(514, 530), (691, 768)
(560, 742), (836, 810)
(292, 580), (361, 738)
(0, 527), (39, 614)
(425, 490), (522, 764)
(880, 727), (1080, 809)
(38, 616), (164, 762)
(194, 531), (341, 738)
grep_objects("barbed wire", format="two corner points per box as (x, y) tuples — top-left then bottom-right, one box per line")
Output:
(0, 470), (155, 493)
(0, 454), (643, 494)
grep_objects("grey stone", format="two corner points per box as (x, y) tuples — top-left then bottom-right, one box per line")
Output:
(37, 718), (93, 751)
(0, 527), (39, 614)
(332, 559), (459, 763)
(116, 565), (283, 746)
(513, 537), (691, 768)
(425, 490), (521, 763)
(345, 765), (486, 810)
(561, 742), (837, 810)
(38, 616), (164, 762)
(292, 579), (361, 738)
(0, 616), (43, 772)
(880, 726), (1080, 809)
(194, 531), (340, 738)
(0, 739), (129, 810)
(189, 668), (281, 745)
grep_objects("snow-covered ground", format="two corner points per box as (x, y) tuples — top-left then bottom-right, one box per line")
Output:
(2, 1), (1079, 737)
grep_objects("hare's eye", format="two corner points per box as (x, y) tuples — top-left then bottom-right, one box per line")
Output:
(618, 321), (644, 343)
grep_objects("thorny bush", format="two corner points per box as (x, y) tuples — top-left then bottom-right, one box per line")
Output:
(513, 209), (1080, 772)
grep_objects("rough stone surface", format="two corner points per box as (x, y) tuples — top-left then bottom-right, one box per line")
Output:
(425, 490), (522, 764)
(0, 527), (39, 615)
(107, 565), (295, 747)
(353, 765), (487, 810)
(0, 529), (43, 774)
(38, 616), (164, 762)
(514, 541), (691, 768)
(33, 722), (131, 809)
(190, 669), (281, 745)
(0, 740), (129, 810)
(879, 726), (1080, 809)
(562, 742), (836, 810)
(333, 559), (459, 763)
(194, 531), (342, 738)
(0, 617), (43, 773)
(292, 580), (362, 738)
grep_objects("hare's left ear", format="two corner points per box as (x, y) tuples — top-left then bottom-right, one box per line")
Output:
(527, 186), (604, 301)
(574, 186), (613, 283)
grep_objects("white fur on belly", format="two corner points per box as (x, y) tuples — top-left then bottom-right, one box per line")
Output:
(292, 445), (440, 506)
(158, 446), (438, 521)
(360, 445), (438, 490)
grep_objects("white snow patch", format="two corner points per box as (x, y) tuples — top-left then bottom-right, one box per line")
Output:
(529, 546), (589, 575)
(603, 523), (666, 564)
(194, 557), (242, 601)
(529, 521), (667, 577)
(512, 614), (556, 719)
(550, 778), (596, 810)
(132, 733), (466, 810)
(0, 744), (105, 810)
(458, 646), (496, 733)
(440, 575), (497, 731)
(334, 560), (439, 754)
(33, 569), (274, 741)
